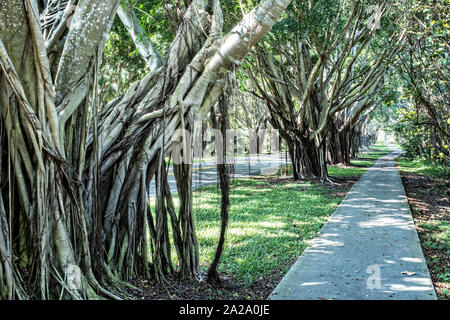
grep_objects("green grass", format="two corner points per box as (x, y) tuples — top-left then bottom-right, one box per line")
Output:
(151, 178), (343, 284)
(396, 157), (450, 299)
(396, 157), (450, 181)
(414, 217), (450, 300)
(149, 143), (391, 287)
(192, 179), (344, 284)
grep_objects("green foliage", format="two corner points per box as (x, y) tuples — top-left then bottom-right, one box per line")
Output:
(279, 143), (391, 178)
(126, 0), (174, 55)
(396, 156), (450, 180)
(372, 0), (449, 168)
(393, 110), (449, 167)
(221, 0), (262, 33)
(99, 0), (175, 105)
(192, 178), (342, 284)
(99, 17), (148, 104)
(396, 156), (450, 300)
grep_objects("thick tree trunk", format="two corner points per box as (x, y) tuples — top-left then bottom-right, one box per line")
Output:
(0, 0), (292, 299)
(281, 132), (326, 180)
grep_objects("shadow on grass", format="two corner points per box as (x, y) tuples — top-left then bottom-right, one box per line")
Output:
(151, 143), (392, 286)
(190, 178), (345, 284)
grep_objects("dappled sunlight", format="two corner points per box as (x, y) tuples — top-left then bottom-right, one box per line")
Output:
(308, 235), (345, 255)
(270, 147), (437, 300)
(0, 0), (445, 301)
(387, 280), (434, 292)
(401, 257), (424, 263)
(358, 215), (412, 230)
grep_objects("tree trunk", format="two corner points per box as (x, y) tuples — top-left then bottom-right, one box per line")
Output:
(281, 132), (325, 180)
(207, 92), (232, 283)
(0, 0), (292, 299)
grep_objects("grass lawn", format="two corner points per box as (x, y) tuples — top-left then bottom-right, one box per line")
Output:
(193, 178), (343, 284)
(396, 156), (450, 180)
(148, 143), (391, 298)
(397, 157), (450, 300)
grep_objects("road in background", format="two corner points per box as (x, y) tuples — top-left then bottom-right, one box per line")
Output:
(149, 153), (290, 196)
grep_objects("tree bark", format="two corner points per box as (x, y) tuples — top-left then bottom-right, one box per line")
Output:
(207, 92), (232, 283)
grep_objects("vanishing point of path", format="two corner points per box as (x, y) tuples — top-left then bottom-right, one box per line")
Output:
(269, 145), (437, 300)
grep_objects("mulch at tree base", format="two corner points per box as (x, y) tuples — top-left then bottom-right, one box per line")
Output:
(126, 259), (297, 300)
(400, 170), (450, 300)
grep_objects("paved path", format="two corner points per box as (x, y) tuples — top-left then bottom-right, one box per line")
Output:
(150, 153), (290, 196)
(269, 146), (437, 300)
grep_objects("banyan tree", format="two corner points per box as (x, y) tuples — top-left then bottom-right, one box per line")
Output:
(245, 0), (406, 181)
(0, 0), (291, 299)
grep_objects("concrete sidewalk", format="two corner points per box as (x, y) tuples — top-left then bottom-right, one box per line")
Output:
(269, 146), (437, 300)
